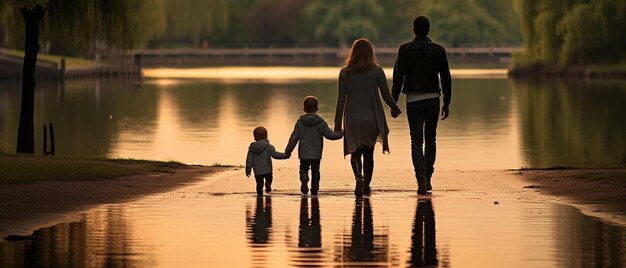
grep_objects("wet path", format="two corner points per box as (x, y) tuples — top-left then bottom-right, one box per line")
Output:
(1, 169), (625, 267)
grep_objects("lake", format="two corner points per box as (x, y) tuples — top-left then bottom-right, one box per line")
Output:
(1, 67), (626, 267)
(1, 67), (625, 170)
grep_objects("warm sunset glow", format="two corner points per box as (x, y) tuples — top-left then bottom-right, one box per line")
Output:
(143, 67), (508, 81)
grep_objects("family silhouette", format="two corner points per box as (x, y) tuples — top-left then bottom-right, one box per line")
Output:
(245, 16), (451, 197)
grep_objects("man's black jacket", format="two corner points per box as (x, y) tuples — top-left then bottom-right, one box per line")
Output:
(391, 35), (452, 106)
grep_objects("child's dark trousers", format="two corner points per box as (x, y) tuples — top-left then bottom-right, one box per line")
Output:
(300, 160), (321, 194)
(254, 173), (273, 195)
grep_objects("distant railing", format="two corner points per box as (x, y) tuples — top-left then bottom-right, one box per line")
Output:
(0, 48), (140, 80)
(135, 47), (521, 58)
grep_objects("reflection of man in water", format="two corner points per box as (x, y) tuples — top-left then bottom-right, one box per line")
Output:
(299, 197), (321, 248)
(409, 198), (437, 267)
(246, 196), (273, 244)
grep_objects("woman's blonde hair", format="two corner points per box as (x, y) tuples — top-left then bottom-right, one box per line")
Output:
(344, 38), (377, 74)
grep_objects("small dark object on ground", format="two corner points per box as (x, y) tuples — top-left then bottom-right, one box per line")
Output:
(524, 185), (546, 189)
(494, 201), (499, 205)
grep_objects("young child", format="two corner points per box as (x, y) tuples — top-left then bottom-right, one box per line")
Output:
(246, 126), (290, 195)
(285, 96), (343, 195)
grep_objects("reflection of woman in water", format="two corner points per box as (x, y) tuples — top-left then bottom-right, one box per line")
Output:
(246, 196), (273, 244)
(409, 198), (437, 267)
(340, 199), (390, 264)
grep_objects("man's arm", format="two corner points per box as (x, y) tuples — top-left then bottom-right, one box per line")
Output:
(391, 45), (406, 103)
(439, 47), (452, 107)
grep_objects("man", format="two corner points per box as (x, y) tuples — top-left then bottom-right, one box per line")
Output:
(391, 16), (452, 195)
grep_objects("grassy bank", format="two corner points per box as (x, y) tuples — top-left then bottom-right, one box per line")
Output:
(0, 154), (189, 184)
(1, 48), (98, 68)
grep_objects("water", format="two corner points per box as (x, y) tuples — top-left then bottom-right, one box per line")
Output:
(1, 68), (625, 169)
(1, 68), (626, 267)
(0, 171), (624, 267)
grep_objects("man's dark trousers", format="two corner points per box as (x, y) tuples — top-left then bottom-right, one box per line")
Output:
(300, 159), (321, 194)
(407, 98), (439, 182)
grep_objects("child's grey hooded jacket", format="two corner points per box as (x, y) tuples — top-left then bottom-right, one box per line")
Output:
(285, 113), (343, 160)
(246, 139), (289, 176)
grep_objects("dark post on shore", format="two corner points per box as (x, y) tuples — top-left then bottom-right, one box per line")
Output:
(43, 123), (55, 156)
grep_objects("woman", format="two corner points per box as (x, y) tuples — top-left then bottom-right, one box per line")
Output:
(334, 38), (402, 198)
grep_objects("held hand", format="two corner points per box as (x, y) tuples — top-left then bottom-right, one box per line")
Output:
(441, 105), (450, 120)
(391, 107), (402, 118)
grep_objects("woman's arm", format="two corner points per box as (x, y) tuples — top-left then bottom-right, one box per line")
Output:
(334, 71), (347, 130)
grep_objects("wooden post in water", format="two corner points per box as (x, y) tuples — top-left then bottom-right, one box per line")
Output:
(59, 58), (66, 80)
(43, 124), (47, 154)
(43, 122), (55, 155)
(49, 123), (55, 155)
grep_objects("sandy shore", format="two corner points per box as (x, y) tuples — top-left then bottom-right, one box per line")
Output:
(0, 165), (230, 237)
(515, 168), (626, 225)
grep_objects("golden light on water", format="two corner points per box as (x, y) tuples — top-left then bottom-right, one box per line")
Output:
(143, 67), (508, 81)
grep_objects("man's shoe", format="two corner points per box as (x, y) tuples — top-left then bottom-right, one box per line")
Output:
(300, 174), (309, 195)
(355, 176), (364, 198)
(363, 183), (371, 196)
(417, 175), (428, 195)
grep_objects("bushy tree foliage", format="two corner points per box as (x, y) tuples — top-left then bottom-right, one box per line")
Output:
(2, 0), (523, 49)
(514, 0), (626, 65)
(304, 0), (384, 47)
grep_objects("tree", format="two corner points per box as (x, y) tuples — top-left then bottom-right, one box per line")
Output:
(402, 0), (518, 47)
(2, 0), (164, 154)
(304, 0), (384, 47)
(244, 0), (311, 47)
(156, 0), (229, 47)
(4, 0), (48, 154)
(513, 0), (626, 66)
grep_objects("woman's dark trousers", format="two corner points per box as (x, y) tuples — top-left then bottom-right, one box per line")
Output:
(350, 146), (375, 185)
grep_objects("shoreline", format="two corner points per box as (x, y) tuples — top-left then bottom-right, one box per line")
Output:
(515, 168), (626, 225)
(1, 163), (624, 238)
(0, 156), (231, 237)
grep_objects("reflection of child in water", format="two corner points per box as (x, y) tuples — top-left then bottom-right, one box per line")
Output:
(246, 196), (273, 244)
(245, 126), (290, 195)
(298, 197), (321, 248)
